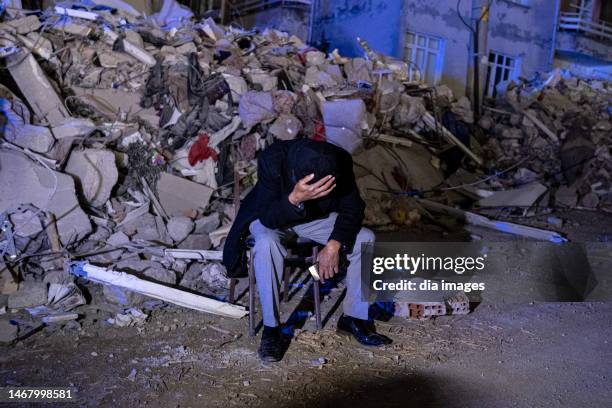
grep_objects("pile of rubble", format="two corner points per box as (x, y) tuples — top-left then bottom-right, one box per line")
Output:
(480, 70), (611, 211)
(0, 1), (609, 341)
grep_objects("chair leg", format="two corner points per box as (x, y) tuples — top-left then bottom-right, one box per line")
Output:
(313, 280), (322, 330)
(248, 250), (255, 337)
(283, 266), (290, 302)
(312, 246), (322, 330)
(229, 278), (237, 304)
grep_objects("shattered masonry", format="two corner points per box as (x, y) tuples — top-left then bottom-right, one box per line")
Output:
(0, 1), (610, 340)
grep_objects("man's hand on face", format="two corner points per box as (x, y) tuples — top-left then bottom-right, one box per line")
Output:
(288, 174), (336, 206)
(317, 239), (341, 283)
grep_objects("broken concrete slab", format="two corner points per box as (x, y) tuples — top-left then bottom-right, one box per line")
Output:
(10, 210), (43, 238)
(6, 125), (55, 154)
(129, 214), (158, 240)
(178, 234), (212, 250)
(101, 231), (130, 261)
(64, 149), (119, 208)
(194, 213), (220, 234)
(70, 86), (159, 125)
(0, 150), (92, 245)
(8, 281), (48, 309)
(304, 66), (337, 88)
(556, 186), (578, 208)
(0, 320), (18, 343)
(18, 33), (54, 61)
(51, 118), (96, 140)
(5, 15), (41, 34)
(102, 26), (156, 66)
(103, 283), (145, 307)
(157, 172), (214, 217)
(6, 51), (71, 126)
(477, 182), (548, 208)
(143, 266), (176, 285)
(354, 143), (444, 192)
(98, 51), (136, 68)
(167, 216), (194, 243)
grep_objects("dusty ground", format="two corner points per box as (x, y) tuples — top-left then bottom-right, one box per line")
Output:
(1, 209), (611, 408)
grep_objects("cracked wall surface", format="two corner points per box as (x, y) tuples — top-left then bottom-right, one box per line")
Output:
(487, 0), (558, 79)
(402, 0), (473, 96)
(403, 0), (558, 96)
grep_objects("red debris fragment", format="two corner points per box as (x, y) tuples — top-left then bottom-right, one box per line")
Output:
(188, 133), (218, 166)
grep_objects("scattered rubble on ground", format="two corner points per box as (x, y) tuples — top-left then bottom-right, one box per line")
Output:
(0, 1), (610, 339)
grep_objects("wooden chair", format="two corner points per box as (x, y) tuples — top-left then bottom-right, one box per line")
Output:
(228, 238), (322, 337)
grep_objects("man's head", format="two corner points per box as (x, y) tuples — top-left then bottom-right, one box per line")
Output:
(288, 139), (338, 184)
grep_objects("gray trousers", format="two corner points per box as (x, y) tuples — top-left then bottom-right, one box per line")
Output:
(249, 213), (374, 327)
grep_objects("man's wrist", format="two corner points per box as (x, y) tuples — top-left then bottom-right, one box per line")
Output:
(326, 239), (341, 252)
(288, 192), (300, 206)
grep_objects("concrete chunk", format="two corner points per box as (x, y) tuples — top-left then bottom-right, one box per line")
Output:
(8, 282), (48, 309)
(64, 149), (118, 207)
(8, 125), (55, 153)
(6, 15), (41, 34)
(167, 216), (194, 243)
(51, 118), (96, 140)
(194, 213), (220, 234)
(0, 150), (92, 245)
(6, 52), (70, 126)
(157, 173), (214, 217)
(178, 234), (212, 250)
(0, 320), (18, 343)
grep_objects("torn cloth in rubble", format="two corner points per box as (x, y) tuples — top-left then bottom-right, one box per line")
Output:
(141, 58), (167, 109)
(188, 133), (218, 166)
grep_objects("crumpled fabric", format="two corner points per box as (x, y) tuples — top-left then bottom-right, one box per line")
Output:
(188, 133), (218, 166)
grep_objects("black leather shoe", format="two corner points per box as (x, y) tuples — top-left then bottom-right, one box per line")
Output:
(337, 315), (392, 347)
(258, 326), (285, 362)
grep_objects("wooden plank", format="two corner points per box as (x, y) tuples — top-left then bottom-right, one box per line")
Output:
(522, 110), (559, 144)
(421, 112), (483, 166)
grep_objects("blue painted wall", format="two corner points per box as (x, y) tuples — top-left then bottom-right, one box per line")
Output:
(313, 0), (404, 58)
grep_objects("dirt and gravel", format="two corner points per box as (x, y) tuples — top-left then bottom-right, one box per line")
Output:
(2, 209), (611, 408)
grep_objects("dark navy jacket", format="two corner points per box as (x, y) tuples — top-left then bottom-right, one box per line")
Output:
(222, 139), (365, 278)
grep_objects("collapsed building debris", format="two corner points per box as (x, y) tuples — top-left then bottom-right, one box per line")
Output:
(0, 1), (609, 339)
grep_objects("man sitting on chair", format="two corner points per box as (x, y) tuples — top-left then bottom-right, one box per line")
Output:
(223, 138), (391, 362)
